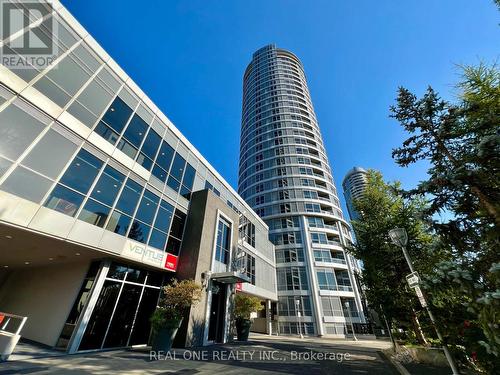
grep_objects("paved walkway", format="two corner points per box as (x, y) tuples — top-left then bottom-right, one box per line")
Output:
(1, 334), (397, 375)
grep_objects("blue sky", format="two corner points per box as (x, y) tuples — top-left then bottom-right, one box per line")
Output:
(63, 0), (499, 211)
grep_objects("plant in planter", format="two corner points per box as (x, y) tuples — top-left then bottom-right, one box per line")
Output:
(233, 293), (264, 341)
(150, 279), (202, 351)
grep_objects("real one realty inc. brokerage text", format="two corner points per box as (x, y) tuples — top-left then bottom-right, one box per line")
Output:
(150, 350), (351, 362)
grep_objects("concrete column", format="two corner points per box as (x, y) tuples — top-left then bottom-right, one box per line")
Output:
(266, 299), (272, 335)
(299, 216), (324, 336)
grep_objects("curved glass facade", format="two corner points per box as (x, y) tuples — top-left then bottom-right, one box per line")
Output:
(238, 45), (365, 335)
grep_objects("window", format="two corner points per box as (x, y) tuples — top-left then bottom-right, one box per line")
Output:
(316, 269), (337, 290)
(166, 153), (186, 193)
(239, 216), (255, 248)
(59, 149), (103, 194)
(90, 166), (125, 207)
(67, 68), (116, 128)
(148, 200), (174, 251)
(311, 232), (328, 245)
(78, 199), (110, 227)
(34, 49), (92, 107)
(106, 210), (132, 236)
(155, 141), (174, 171)
(0, 100), (48, 160)
(94, 97), (133, 144)
(22, 129), (78, 179)
(127, 190), (159, 243)
(243, 253), (256, 285)
(276, 267), (308, 291)
(215, 217), (231, 264)
(44, 184), (85, 217)
(1, 166), (52, 203)
(180, 163), (195, 199)
(114, 178), (143, 216)
(116, 114), (148, 158)
(137, 129), (161, 170)
(278, 296), (312, 316)
(321, 296), (343, 317)
(166, 209), (186, 256)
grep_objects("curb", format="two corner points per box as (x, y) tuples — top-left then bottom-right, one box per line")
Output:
(378, 350), (411, 375)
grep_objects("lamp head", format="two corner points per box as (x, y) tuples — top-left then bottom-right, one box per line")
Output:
(388, 228), (408, 247)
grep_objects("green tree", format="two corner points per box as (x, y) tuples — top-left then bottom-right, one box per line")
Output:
(390, 63), (500, 373)
(349, 170), (446, 346)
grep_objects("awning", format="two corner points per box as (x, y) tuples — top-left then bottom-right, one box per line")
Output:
(211, 271), (250, 284)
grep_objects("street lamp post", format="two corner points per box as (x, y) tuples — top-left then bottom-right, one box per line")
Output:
(295, 299), (303, 339)
(389, 228), (460, 375)
(344, 301), (358, 341)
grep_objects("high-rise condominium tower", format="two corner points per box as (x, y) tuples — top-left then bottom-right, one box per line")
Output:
(238, 45), (365, 336)
(343, 167), (369, 221)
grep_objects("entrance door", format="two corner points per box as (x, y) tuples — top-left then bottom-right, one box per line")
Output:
(207, 281), (227, 343)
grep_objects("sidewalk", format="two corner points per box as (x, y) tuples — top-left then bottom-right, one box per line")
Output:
(1, 334), (397, 375)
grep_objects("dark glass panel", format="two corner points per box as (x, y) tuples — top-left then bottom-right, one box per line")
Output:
(106, 210), (132, 236)
(101, 97), (133, 133)
(102, 283), (142, 348)
(140, 129), (161, 160)
(166, 175), (180, 192)
(78, 199), (110, 227)
(154, 200), (174, 232)
(151, 164), (167, 183)
(122, 114), (148, 148)
(148, 229), (167, 251)
(169, 153), (186, 180)
(90, 166), (125, 206)
(78, 280), (121, 350)
(134, 190), (159, 224)
(169, 210), (186, 240)
(44, 184), (84, 217)
(128, 220), (151, 244)
(115, 179), (143, 216)
(128, 288), (160, 345)
(60, 149), (103, 194)
(181, 163), (195, 190)
(155, 141), (174, 171)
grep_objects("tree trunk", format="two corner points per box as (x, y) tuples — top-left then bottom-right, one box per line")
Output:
(410, 309), (428, 346)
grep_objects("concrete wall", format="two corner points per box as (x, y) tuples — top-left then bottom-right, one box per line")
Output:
(0, 260), (90, 347)
(175, 189), (239, 347)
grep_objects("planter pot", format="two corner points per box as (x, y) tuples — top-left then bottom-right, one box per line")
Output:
(235, 319), (252, 341)
(151, 318), (183, 352)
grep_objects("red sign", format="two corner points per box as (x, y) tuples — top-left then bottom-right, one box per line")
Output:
(164, 254), (178, 271)
(236, 282), (242, 291)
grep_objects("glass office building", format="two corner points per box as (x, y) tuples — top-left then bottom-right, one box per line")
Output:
(0, 0), (276, 352)
(238, 45), (365, 336)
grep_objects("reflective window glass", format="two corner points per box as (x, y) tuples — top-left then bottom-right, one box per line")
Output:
(101, 97), (133, 133)
(154, 200), (174, 232)
(140, 129), (161, 160)
(68, 79), (113, 127)
(136, 152), (153, 170)
(90, 166), (125, 206)
(78, 199), (110, 227)
(0, 101), (48, 160)
(94, 121), (119, 145)
(45, 53), (91, 95)
(148, 229), (167, 251)
(166, 175), (180, 192)
(22, 129), (78, 179)
(115, 179), (143, 216)
(106, 210), (132, 236)
(155, 141), (174, 171)
(59, 149), (103, 194)
(151, 164), (167, 183)
(134, 190), (159, 224)
(122, 115), (148, 148)
(182, 163), (195, 190)
(0, 157), (12, 178)
(169, 154), (186, 180)
(128, 220), (151, 244)
(1, 166), (52, 203)
(44, 184), (85, 217)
